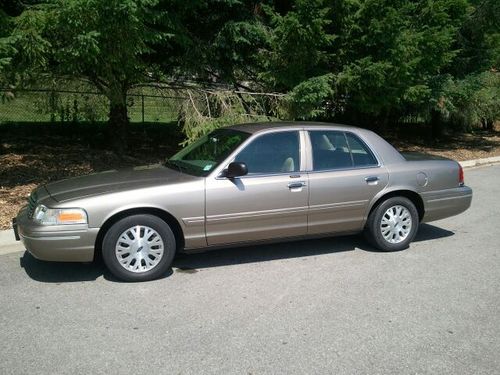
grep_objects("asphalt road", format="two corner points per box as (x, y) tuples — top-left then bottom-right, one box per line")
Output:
(0, 165), (499, 375)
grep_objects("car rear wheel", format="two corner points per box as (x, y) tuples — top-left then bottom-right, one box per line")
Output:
(102, 214), (176, 282)
(365, 197), (419, 251)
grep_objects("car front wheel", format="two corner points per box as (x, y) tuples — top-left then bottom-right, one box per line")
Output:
(102, 214), (176, 282)
(365, 197), (419, 251)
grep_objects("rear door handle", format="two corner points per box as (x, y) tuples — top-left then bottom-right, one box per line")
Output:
(365, 176), (379, 183)
(288, 181), (306, 189)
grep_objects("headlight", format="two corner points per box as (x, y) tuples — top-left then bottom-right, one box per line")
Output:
(33, 205), (88, 225)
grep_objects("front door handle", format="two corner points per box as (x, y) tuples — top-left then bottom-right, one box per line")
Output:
(288, 181), (306, 189)
(365, 176), (379, 183)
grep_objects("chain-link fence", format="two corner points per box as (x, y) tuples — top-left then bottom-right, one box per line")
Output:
(0, 88), (186, 124)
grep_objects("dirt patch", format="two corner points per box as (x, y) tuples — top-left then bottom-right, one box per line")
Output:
(0, 123), (182, 230)
(389, 130), (500, 161)
(1, 124), (499, 230)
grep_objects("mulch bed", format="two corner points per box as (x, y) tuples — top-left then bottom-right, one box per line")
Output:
(1, 124), (499, 230)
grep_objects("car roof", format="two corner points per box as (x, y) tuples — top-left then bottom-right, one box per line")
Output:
(223, 121), (406, 167)
(226, 121), (360, 134)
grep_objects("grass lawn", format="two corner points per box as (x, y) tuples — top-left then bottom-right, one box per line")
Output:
(1, 89), (182, 123)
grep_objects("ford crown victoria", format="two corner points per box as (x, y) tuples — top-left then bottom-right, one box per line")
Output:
(13, 122), (472, 281)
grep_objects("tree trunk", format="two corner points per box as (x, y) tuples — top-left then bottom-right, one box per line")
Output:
(378, 109), (392, 136)
(430, 109), (443, 140)
(484, 119), (493, 131)
(108, 90), (129, 155)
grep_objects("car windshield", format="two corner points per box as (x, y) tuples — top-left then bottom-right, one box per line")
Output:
(166, 129), (250, 176)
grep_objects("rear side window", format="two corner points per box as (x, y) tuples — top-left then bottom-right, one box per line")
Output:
(345, 133), (378, 167)
(309, 130), (378, 171)
(309, 131), (352, 170)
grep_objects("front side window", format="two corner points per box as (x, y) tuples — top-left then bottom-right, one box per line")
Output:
(168, 129), (250, 176)
(234, 131), (300, 174)
(309, 130), (377, 171)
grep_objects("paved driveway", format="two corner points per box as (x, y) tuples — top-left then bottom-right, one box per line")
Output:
(0, 165), (499, 375)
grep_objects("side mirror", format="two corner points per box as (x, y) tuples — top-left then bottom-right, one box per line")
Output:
(224, 162), (248, 178)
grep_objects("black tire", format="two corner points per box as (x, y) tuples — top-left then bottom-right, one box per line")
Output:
(102, 214), (176, 282)
(365, 196), (419, 252)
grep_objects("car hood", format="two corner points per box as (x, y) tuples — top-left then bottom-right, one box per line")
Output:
(44, 164), (194, 203)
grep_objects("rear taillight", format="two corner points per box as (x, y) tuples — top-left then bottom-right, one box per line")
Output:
(458, 164), (464, 186)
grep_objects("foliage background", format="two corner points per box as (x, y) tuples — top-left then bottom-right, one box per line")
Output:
(0, 0), (498, 146)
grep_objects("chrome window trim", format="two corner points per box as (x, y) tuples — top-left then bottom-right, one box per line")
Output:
(303, 128), (313, 171)
(299, 130), (309, 172)
(222, 171), (304, 180)
(306, 164), (382, 175)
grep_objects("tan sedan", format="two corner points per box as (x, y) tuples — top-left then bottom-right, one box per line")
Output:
(13, 122), (472, 281)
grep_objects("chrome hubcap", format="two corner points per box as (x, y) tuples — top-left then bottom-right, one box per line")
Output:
(380, 205), (412, 244)
(115, 225), (164, 273)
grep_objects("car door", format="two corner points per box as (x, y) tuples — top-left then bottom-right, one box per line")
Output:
(306, 130), (389, 235)
(205, 130), (308, 245)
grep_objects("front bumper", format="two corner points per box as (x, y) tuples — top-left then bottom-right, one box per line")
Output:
(421, 186), (473, 223)
(14, 207), (98, 262)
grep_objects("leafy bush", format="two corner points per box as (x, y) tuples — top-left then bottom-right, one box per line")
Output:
(282, 74), (334, 120)
(33, 91), (109, 123)
(441, 72), (500, 131)
(178, 90), (280, 144)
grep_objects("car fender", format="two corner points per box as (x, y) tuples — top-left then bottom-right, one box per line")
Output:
(364, 185), (422, 222)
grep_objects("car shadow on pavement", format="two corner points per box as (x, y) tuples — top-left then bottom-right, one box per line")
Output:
(173, 235), (358, 271)
(20, 252), (108, 283)
(413, 223), (455, 242)
(19, 223), (454, 282)
(358, 223), (455, 253)
(172, 223), (455, 269)
(19, 252), (175, 283)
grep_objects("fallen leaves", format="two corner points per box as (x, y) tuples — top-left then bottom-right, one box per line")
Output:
(1, 127), (499, 230)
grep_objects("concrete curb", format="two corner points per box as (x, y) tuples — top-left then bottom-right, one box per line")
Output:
(0, 157), (499, 251)
(459, 156), (500, 169)
(0, 229), (14, 243)
(0, 229), (23, 255)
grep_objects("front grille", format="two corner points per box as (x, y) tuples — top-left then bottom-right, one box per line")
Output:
(27, 192), (37, 219)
